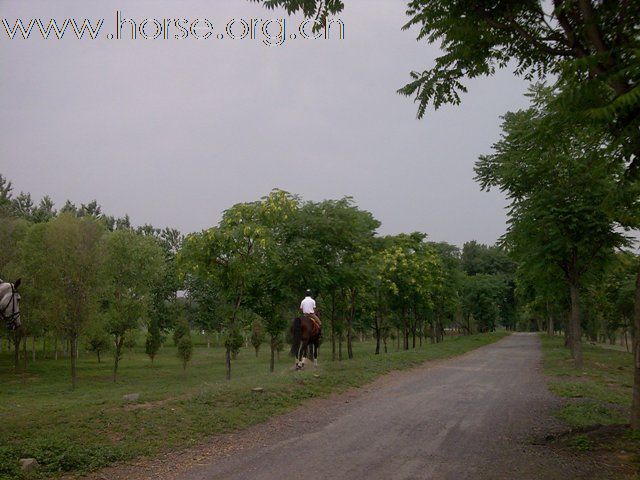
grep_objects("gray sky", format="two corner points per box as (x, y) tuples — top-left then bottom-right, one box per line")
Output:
(0, 0), (530, 245)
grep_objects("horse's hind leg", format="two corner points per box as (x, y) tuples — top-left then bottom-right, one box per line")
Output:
(300, 340), (311, 368)
(313, 340), (319, 366)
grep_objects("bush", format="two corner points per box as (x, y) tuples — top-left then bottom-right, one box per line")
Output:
(86, 329), (111, 363)
(145, 320), (163, 363)
(250, 319), (266, 356)
(177, 336), (193, 371)
(173, 318), (190, 346)
(224, 328), (243, 357)
(123, 334), (137, 351)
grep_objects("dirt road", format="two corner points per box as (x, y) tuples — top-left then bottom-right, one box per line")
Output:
(93, 333), (605, 480)
(178, 333), (601, 479)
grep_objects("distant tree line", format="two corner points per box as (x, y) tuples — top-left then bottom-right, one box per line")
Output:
(1, 175), (518, 386)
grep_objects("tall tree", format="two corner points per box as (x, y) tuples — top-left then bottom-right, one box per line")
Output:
(475, 85), (631, 368)
(379, 233), (443, 349)
(101, 230), (164, 382)
(179, 201), (264, 380)
(21, 214), (104, 388)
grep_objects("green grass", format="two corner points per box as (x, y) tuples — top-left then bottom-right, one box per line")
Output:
(541, 334), (640, 478)
(0, 331), (507, 479)
(541, 335), (633, 427)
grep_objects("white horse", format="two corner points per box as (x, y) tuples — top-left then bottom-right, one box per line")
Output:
(0, 278), (21, 330)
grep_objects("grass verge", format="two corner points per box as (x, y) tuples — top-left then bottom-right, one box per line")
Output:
(1, 332), (507, 479)
(540, 335), (639, 478)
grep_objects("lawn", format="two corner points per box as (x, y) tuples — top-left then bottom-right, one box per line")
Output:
(0, 331), (507, 479)
(540, 335), (640, 477)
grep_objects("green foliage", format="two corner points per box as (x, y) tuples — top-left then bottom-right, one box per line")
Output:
(20, 213), (104, 388)
(145, 319), (163, 363)
(462, 274), (505, 333)
(177, 336), (193, 371)
(123, 334), (137, 351)
(475, 84), (632, 357)
(172, 318), (190, 346)
(568, 434), (594, 452)
(101, 229), (165, 381)
(224, 328), (244, 356)
(250, 318), (266, 356)
(272, 334), (284, 353)
(85, 326), (111, 363)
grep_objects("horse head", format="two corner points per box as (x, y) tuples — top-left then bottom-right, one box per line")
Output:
(1, 278), (21, 330)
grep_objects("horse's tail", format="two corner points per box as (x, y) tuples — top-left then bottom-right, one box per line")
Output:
(290, 317), (302, 357)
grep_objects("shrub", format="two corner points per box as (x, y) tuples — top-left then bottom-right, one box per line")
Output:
(177, 336), (193, 371)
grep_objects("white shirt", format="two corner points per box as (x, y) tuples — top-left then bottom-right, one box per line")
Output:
(300, 296), (316, 314)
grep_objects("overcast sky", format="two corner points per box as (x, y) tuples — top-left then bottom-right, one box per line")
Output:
(0, 0), (531, 245)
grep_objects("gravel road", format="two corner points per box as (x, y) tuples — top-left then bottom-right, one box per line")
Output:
(173, 333), (601, 480)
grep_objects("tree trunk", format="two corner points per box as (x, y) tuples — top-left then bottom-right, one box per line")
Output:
(331, 291), (336, 361)
(625, 330), (630, 352)
(32, 336), (36, 362)
(568, 282), (583, 369)
(270, 336), (275, 373)
(71, 334), (78, 390)
(338, 333), (343, 361)
(402, 308), (409, 350)
(547, 313), (554, 337)
(54, 336), (59, 360)
(630, 264), (640, 429)
(374, 312), (380, 355)
(225, 346), (231, 380)
(347, 289), (356, 360)
(113, 336), (124, 383)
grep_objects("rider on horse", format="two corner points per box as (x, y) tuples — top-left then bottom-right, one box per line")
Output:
(300, 289), (321, 334)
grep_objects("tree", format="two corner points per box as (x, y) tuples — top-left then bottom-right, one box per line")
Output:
(21, 214), (104, 389)
(0, 174), (14, 216)
(295, 198), (380, 359)
(172, 317), (190, 346)
(244, 190), (301, 371)
(475, 85), (630, 368)
(461, 241), (517, 330)
(250, 318), (266, 357)
(430, 242), (464, 340)
(461, 274), (504, 333)
(177, 335), (193, 372)
(32, 196), (56, 223)
(179, 201), (265, 380)
(102, 230), (164, 382)
(145, 318), (163, 364)
(184, 274), (225, 348)
(86, 325), (111, 363)
(378, 233), (443, 349)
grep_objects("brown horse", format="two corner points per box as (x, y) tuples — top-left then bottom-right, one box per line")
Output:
(290, 315), (321, 370)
